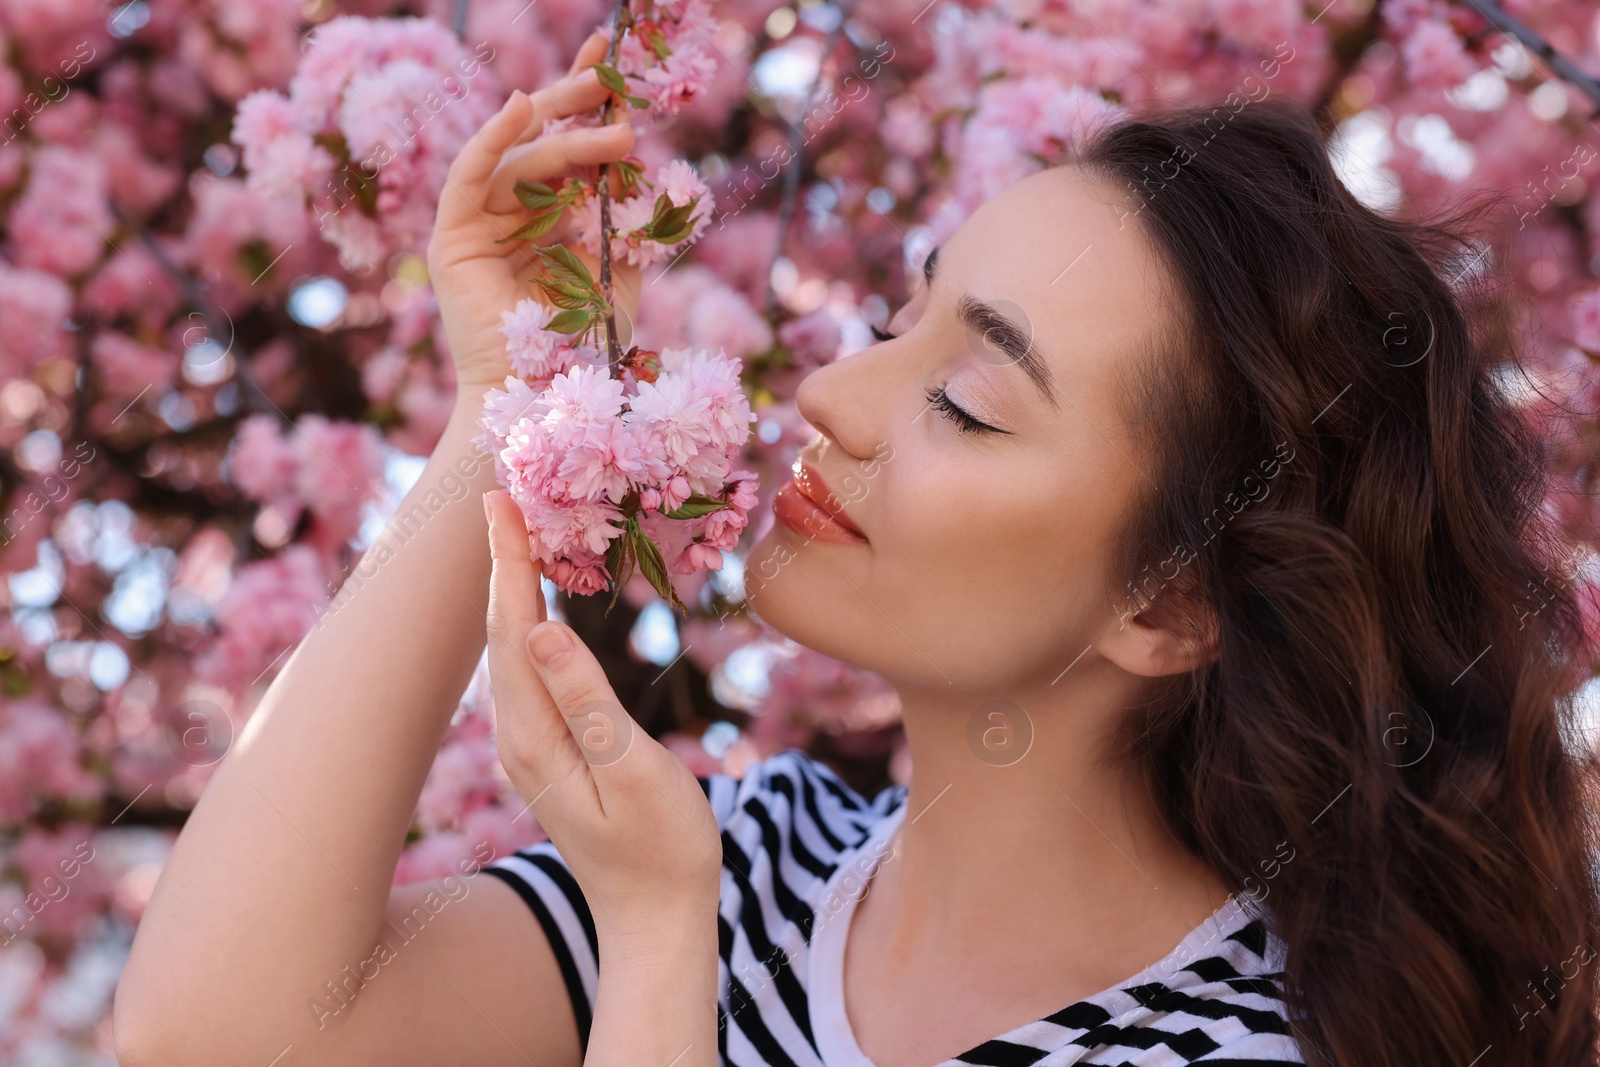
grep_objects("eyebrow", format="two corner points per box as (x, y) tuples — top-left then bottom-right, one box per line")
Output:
(955, 293), (1059, 409)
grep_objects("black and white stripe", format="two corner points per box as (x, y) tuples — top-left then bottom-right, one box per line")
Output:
(484, 748), (1305, 1065)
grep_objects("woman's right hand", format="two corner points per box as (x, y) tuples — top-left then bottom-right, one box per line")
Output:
(428, 31), (642, 400)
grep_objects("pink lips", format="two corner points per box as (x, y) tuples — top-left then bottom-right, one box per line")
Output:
(772, 462), (867, 544)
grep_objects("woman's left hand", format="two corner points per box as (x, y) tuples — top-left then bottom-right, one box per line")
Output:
(481, 488), (723, 934)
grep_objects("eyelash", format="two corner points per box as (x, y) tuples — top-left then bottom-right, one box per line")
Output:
(873, 323), (1004, 435)
(925, 385), (1003, 435)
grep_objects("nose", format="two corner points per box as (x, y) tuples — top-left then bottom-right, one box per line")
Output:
(795, 343), (893, 466)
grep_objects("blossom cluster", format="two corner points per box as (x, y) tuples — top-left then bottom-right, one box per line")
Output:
(231, 16), (502, 270)
(227, 412), (386, 550)
(476, 5), (755, 607)
(478, 343), (758, 599)
(605, 0), (719, 115)
(574, 158), (716, 269)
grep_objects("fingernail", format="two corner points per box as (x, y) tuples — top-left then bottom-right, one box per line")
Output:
(483, 492), (493, 525)
(529, 622), (572, 667)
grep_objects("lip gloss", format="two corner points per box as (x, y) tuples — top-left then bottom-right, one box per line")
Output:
(772, 478), (868, 544)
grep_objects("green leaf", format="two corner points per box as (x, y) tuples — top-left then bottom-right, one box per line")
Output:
(629, 525), (680, 608)
(514, 179), (559, 211)
(536, 243), (596, 290)
(604, 525), (634, 614)
(663, 197), (700, 228)
(613, 158), (646, 198)
(538, 280), (601, 311)
(592, 62), (627, 93)
(649, 222), (691, 245)
(554, 281), (602, 305)
(646, 28), (671, 59)
(545, 308), (593, 334)
(499, 207), (565, 243)
(649, 192), (676, 227)
(662, 495), (730, 520)
(638, 196), (700, 245)
(625, 94), (652, 110)
(537, 283), (588, 311)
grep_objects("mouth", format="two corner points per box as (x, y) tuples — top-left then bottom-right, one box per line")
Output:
(772, 461), (869, 545)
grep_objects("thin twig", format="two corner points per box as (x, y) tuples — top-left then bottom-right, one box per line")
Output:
(597, 0), (630, 374)
(764, 2), (860, 316)
(1453, 0), (1600, 115)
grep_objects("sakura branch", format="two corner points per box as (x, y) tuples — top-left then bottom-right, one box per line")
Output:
(475, 0), (753, 614)
(1453, 0), (1600, 112)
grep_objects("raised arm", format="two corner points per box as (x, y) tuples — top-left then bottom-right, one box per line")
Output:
(112, 34), (642, 1067)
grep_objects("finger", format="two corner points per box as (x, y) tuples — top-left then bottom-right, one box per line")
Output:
(524, 620), (642, 780)
(522, 67), (609, 139)
(485, 125), (636, 212)
(567, 30), (610, 78)
(486, 489), (544, 634)
(484, 491), (582, 781)
(446, 90), (536, 196)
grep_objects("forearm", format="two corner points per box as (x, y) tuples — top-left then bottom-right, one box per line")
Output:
(586, 906), (723, 1067)
(117, 398), (502, 1059)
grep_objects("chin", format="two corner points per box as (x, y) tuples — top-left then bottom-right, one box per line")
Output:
(744, 526), (861, 664)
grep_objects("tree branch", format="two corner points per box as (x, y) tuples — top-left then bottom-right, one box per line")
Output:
(1454, 0), (1600, 115)
(598, 0), (630, 373)
(764, 2), (861, 317)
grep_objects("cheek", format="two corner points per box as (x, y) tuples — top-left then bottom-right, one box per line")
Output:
(877, 452), (1056, 579)
(877, 456), (1121, 622)
(744, 444), (1129, 688)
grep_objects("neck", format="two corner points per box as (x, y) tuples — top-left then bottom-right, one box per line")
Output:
(863, 661), (1231, 975)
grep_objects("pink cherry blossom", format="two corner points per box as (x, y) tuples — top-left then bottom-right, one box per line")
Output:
(292, 415), (386, 544)
(195, 545), (331, 690)
(639, 49), (718, 115)
(500, 298), (589, 380)
(686, 286), (773, 360)
(656, 158), (708, 207)
(229, 414), (301, 506)
(1399, 18), (1478, 91)
(231, 15), (503, 269)
(89, 332), (180, 397)
(0, 700), (102, 827)
(573, 158), (716, 269)
(8, 145), (111, 278)
(778, 308), (843, 368)
(0, 260), (72, 375)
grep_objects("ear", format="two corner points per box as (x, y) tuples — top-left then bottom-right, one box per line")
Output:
(1095, 598), (1218, 678)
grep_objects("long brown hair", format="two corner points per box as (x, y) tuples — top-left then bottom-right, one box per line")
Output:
(1074, 101), (1600, 1066)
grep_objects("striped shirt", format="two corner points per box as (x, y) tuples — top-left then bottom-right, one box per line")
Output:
(482, 747), (1306, 1065)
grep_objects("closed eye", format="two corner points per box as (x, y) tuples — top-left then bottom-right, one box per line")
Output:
(925, 385), (1007, 435)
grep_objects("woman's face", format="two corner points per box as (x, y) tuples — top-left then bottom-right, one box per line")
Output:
(746, 165), (1182, 697)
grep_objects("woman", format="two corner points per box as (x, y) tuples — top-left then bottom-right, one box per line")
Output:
(113, 30), (1600, 1067)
